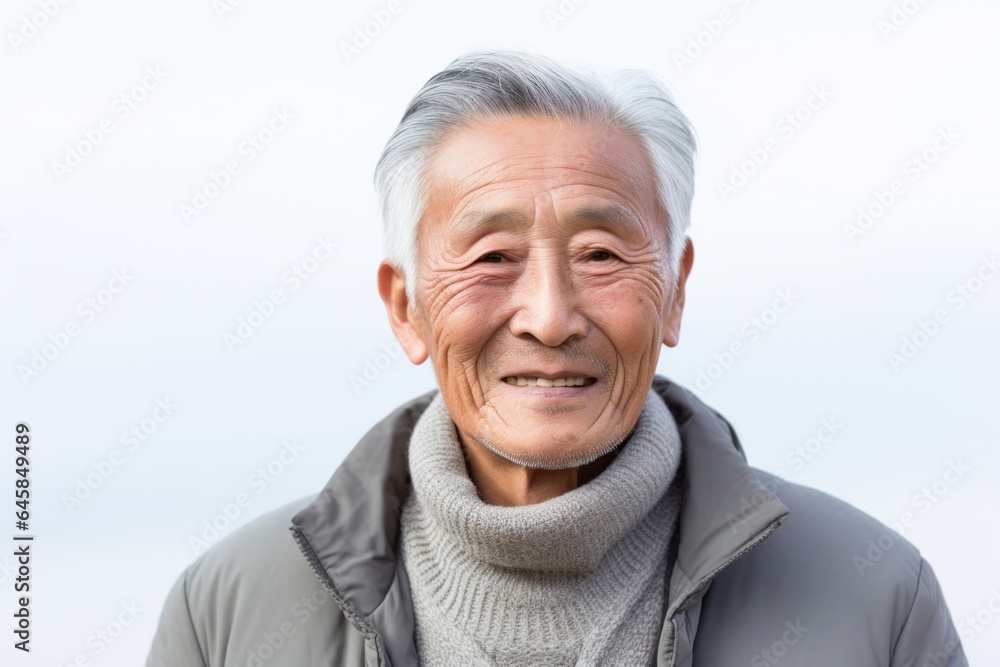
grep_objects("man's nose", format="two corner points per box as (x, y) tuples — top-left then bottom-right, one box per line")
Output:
(508, 255), (589, 347)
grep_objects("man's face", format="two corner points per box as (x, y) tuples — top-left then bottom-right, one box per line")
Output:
(387, 114), (691, 469)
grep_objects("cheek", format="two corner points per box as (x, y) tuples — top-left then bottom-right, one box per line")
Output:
(583, 274), (667, 351)
(423, 280), (511, 371)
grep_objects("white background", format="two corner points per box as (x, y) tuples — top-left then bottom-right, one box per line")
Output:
(1, 0), (998, 664)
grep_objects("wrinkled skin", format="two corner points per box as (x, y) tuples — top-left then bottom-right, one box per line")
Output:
(379, 114), (694, 505)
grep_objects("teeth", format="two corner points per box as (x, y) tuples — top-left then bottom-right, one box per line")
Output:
(504, 376), (593, 387)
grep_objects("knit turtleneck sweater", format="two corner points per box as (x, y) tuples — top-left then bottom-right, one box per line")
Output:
(398, 386), (684, 666)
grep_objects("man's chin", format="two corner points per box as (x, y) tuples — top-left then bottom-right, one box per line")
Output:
(475, 433), (625, 471)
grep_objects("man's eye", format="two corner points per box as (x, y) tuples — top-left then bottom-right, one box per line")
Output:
(589, 250), (615, 261)
(478, 252), (504, 263)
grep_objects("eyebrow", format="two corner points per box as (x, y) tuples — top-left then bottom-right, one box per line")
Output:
(563, 204), (644, 235)
(452, 209), (533, 238)
(451, 203), (645, 240)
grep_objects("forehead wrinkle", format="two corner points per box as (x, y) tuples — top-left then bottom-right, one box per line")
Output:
(425, 123), (665, 251)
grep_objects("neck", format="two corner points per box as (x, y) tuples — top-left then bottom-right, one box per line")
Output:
(458, 432), (620, 506)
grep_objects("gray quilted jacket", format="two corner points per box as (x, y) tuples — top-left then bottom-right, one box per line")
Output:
(146, 376), (968, 666)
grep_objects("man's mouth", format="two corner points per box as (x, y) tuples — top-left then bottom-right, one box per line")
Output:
(502, 376), (597, 387)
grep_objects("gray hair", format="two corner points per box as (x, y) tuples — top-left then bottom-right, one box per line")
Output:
(373, 49), (698, 304)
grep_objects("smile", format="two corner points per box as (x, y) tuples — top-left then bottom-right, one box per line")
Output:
(502, 376), (597, 387)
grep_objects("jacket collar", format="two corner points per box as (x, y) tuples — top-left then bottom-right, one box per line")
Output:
(653, 378), (788, 617)
(291, 375), (789, 660)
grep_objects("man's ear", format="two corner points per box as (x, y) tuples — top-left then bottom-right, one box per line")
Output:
(377, 260), (429, 364)
(663, 237), (694, 348)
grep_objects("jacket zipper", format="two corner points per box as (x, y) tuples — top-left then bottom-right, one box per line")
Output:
(290, 526), (385, 666)
(667, 517), (785, 666)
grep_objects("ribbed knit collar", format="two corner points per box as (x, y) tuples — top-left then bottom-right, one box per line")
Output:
(405, 386), (683, 575)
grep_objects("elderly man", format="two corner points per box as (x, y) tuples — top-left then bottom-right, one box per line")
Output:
(147, 50), (966, 666)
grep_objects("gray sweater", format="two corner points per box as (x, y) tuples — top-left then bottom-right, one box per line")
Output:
(399, 387), (683, 666)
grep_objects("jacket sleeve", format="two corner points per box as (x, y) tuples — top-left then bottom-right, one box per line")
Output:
(145, 567), (208, 667)
(888, 557), (968, 667)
